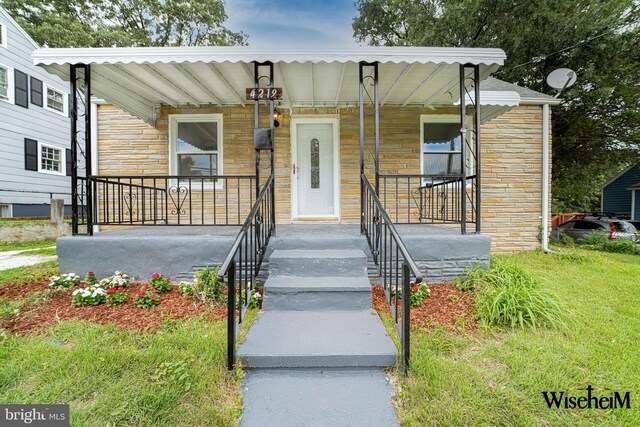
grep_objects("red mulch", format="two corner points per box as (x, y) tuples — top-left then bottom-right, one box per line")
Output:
(0, 279), (51, 300)
(1, 284), (225, 336)
(372, 284), (477, 333)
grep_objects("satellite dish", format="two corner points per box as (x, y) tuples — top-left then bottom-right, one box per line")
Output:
(547, 68), (577, 95)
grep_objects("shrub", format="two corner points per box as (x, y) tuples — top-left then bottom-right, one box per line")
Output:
(236, 287), (262, 309)
(460, 259), (568, 330)
(391, 281), (430, 307)
(193, 266), (225, 304)
(135, 284), (160, 308)
(84, 271), (99, 286)
(49, 273), (81, 289)
(72, 284), (107, 306)
(150, 273), (171, 293)
(178, 281), (194, 296)
(580, 233), (640, 255)
(106, 287), (128, 307)
(100, 271), (133, 288)
(410, 282), (430, 307)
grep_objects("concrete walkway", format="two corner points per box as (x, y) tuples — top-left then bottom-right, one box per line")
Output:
(238, 239), (399, 426)
(0, 248), (56, 271)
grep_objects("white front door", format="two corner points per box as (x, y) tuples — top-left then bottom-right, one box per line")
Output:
(294, 123), (336, 217)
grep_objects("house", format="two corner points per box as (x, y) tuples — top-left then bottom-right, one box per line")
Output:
(32, 45), (565, 375)
(31, 46), (560, 283)
(601, 163), (640, 220)
(0, 7), (72, 218)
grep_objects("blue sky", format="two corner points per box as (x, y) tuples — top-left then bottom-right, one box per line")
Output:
(225, 0), (360, 47)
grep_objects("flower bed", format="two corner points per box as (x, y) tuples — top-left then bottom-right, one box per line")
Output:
(372, 284), (476, 333)
(2, 285), (225, 335)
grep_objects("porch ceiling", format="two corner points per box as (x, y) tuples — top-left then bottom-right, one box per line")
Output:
(33, 46), (512, 124)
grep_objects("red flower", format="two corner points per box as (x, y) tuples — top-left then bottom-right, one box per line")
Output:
(142, 284), (149, 290)
(118, 287), (125, 291)
(107, 299), (112, 304)
(139, 291), (146, 297)
(412, 284), (419, 292)
(150, 294), (157, 300)
(107, 287), (117, 295)
(150, 287), (156, 292)
(87, 272), (95, 276)
(152, 273), (160, 279)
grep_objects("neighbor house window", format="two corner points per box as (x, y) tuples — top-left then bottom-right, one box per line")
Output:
(0, 23), (7, 48)
(169, 114), (223, 183)
(44, 84), (67, 115)
(39, 144), (64, 175)
(0, 64), (9, 101)
(420, 115), (472, 176)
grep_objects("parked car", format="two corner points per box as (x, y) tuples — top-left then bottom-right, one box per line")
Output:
(550, 217), (638, 243)
(629, 220), (640, 231)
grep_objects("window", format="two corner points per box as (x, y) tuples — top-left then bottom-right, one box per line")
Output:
(0, 64), (10, 101)
(44, 84), (67, 115)
(0, 23), (7, 48)
(420, 115), (473, 177)
(38, 143), (64, 175)
(310, 138), (320, 189)
(169, 114), (223, 184)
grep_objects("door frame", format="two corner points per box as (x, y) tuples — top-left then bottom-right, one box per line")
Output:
(290, 116), (341, 220)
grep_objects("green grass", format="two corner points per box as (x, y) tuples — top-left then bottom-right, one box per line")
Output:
(17, 247), (57, 256)
(0, 219), (71, 225)
(0, 240), (56, 252)
(0, 318), (243, 426)
(0, 260), (59, 285)
(395, 249), (640, 426)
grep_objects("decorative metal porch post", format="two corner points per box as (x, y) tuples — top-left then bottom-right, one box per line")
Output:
(253, 61), (276, 229)
(459, 64), (482, 234)
(459, 65), (467, 235)
(70, 64), (92, 236)
(359, 62), (380, 233)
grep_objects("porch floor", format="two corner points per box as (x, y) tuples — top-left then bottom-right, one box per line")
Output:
(57, 224), (490, 283)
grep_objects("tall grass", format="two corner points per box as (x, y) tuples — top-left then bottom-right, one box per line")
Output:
(580, 233), (640, 255)
(459, 259), (569, 330)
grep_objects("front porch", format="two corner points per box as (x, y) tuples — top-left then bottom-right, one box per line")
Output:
(57, 224), (490, 283)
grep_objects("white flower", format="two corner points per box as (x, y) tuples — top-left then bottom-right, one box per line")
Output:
(72, 289), (82, 296)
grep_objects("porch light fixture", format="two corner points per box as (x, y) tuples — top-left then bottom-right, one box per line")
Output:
(273, 108), (282, 128)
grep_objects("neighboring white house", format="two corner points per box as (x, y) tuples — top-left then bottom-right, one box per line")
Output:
(0, 7), (71, 217)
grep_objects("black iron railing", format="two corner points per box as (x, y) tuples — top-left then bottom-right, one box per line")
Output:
(89, 175), (256, 226)
(218, 174), (275, 370)
(361, 173), (423, 374)
(379, 174), (478, 233)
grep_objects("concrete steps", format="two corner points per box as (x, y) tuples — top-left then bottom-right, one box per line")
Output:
(238, 310), (397, 368)
(263, 276), (372, 311)
(239, 246), (399, 426)
(241, 369), (399, 427)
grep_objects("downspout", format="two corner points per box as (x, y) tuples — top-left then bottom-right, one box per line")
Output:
(541, 103), (557, 253)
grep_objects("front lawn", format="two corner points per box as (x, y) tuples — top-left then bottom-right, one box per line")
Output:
(0, 239), (56, 252)
(0, 261), (250, 426)
(395, 249), (640, 426)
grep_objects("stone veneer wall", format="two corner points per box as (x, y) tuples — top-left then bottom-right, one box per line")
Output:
(96, 104), (548, 252)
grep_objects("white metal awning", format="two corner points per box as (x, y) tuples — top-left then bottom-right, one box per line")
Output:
(33, 46), (513, 124)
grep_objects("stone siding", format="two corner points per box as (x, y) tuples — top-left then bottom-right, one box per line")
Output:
(96, 104), (549, 252)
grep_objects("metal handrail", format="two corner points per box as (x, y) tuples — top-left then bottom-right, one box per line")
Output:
(88, 174), (257, 226)
(219, 174), (275, 370)
(361, 173), (423, 373)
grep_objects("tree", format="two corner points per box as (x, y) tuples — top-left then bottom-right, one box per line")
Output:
(353, 0), (640, 212)
(1, 0), (246, 47)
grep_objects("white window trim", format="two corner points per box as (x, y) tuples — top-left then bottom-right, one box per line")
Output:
(168, 113), (224, 188)
(43, 83), (69, 116)
(0, 23), (7, 49)
(38, 142), (65, 176)
(0, 62), (14, 104)
(419, 114), (474, 184)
